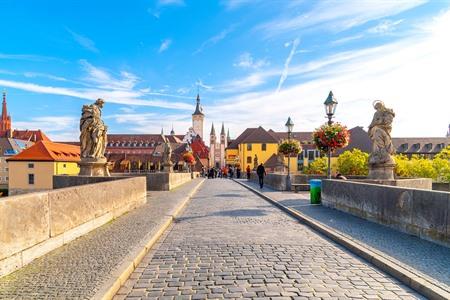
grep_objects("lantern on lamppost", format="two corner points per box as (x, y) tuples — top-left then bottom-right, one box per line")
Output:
(285, 117), (294, 191)
(323, 91), (338, 179)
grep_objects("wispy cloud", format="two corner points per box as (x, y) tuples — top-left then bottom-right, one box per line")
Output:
(221, 0), (256, 10)
(23, 72), (68, 82)
(258, 0), (426, 37)
(193, 24), (237, 54)
(368, 19), (404, 34)
(233, 52), (269, 69)
(0, 53), (64, 62)
(158, 0), (185, 6)
(159, 39), (172, 53)
(276, 38), (299, 93)
(66, 28), (99, 53)
(331, 34), (364, 46)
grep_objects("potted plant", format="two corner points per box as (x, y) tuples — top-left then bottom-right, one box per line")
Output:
(312, 123), (350, 153)
(278, 139), (302, 156)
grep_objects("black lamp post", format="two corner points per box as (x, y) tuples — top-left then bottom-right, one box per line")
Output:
(323, 91), (338, 179)
(285, 117), (294, 191)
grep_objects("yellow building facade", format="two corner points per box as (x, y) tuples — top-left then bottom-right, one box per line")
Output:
(226, 127), (298, 172)
(8, 141), (80, 195)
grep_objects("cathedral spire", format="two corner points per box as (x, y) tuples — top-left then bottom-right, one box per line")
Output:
(210, 123), (216, 136)
(170, 124), (175, 135)
(220, 122), (225, 135)
(227, 128), (231, 143)
(192, 93), (204, 116)
(2, 90), (7, 119)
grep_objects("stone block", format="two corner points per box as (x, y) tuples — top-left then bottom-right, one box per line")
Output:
(412, 190), (449, 243)
(0, 192), (49, 260)
(0, 252), (22, 277)
(22, 234), (64, 265)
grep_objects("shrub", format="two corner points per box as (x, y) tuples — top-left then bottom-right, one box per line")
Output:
(337, 149), (369, 175)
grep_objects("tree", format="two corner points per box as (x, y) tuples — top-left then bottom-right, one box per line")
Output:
(433, 158), (450, 182)
(337, 149), (369, 175)
(304, 157), (328, 175)
(435, 145), (450, 160)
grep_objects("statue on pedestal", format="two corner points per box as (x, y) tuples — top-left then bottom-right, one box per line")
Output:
(78, 98), (110, 176)
(162, 134), (173, 172)
(368, 101), (396, 180)
(253, 154), (258, 170)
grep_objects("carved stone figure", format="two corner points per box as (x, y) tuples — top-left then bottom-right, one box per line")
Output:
(78, 99), (110, 176)
(80, 98), (107, 159)
(162, 134), (173, 172)
(253, 155), (258, 170)
(368, 101), (396, 179)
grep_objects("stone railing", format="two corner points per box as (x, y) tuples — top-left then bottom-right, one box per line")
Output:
(0, 177), (146, 277)
(322, 179), (450, 247)
(113, 172), (195, 191)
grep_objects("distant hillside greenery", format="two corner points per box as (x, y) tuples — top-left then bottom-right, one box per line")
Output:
(304, 146), (450, 183)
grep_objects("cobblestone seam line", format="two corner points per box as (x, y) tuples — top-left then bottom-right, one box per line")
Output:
(234, 179), (450, 300)
(94, 178), (205, 300)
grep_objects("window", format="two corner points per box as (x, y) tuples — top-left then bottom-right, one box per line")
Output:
(308, 150), (315, 161)
(63, 164), (67, 168)
(28, 174), (35, 185)
(28, 163), (34, 168)
(247, 156), (252, 164)
(247, 144), (252, 151)
(262, 143), (267, 151)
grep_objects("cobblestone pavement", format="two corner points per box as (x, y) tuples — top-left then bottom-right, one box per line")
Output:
(240, 179), (450, 292)
(0, 179), (203, 300)
(118, 179), (424, 300)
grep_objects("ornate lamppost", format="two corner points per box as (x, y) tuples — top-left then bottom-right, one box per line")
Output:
(285, 117), (294, 191)
(323, 91), (338, 179)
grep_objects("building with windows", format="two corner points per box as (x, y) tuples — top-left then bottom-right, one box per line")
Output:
(0, 137), (33, 190)
(209, 123), (228, 168)
(7, 141), (80, 195)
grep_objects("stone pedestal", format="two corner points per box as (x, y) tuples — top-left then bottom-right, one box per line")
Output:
(163, 162), (173, 173)
(78, 157), (110, 177)
(368, 163), (395, 180)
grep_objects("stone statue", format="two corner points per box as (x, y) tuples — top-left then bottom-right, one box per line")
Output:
(162, 134), (173, 172)
(78, 98), (110, 176)
(368, 101), (396, 179)
(80, 98), (107, 159)
(253, 155), (258, 170)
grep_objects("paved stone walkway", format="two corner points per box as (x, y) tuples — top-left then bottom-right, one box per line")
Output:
(0, 178), (203, 300)
(240, 179), (450, 293)
(118, 179), (424, 300)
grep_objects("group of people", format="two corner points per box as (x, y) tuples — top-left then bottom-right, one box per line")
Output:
(201, 163), (268, 189)
(202, 165), (243, 179)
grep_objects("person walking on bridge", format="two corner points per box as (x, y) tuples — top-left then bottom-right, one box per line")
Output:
(246, 165), (251, 180)
(256, 163), (266, 189)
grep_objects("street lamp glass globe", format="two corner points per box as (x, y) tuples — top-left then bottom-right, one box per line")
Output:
(285, 117), (294, 133)
(324, 91), (338, 116)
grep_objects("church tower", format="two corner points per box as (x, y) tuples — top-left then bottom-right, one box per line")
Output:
(220, 122), (227, 168)
(210, 123), (216, 167)
(0, 91), (12, 137)
(192, 94), (204, 139)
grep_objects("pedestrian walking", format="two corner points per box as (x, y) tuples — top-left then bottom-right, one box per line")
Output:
(256, 163), (266, 189)
(246, 165), (251, 180)
(236, 166), (241, 179)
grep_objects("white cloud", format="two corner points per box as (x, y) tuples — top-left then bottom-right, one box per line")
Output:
(23, 72), (68, 82)
(159, 39), (172, 53)
(331, 34), (364, 46)
(206, 9), (450, 138)
(233, 52), (269, 69)
(368, 19), (404, 34)
(66, 28), (99, 53)
(193, 25), (237, 54)
(15, 116), (79, 141)
(258, 0), (426, 37)
(276, 38), (299, 93)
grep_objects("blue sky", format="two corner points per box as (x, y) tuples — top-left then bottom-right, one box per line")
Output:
(0, 0), (449, 142)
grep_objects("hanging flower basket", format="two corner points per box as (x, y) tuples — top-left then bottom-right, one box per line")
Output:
(182, 152), (196, 165)
(313, 123), (350, 152)
(278, 139), (302, 156)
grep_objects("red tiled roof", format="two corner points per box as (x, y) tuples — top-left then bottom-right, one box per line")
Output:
(12, 130), (51, 142)
(240, 126), (279, 144)
(7, 140), (80, 162)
